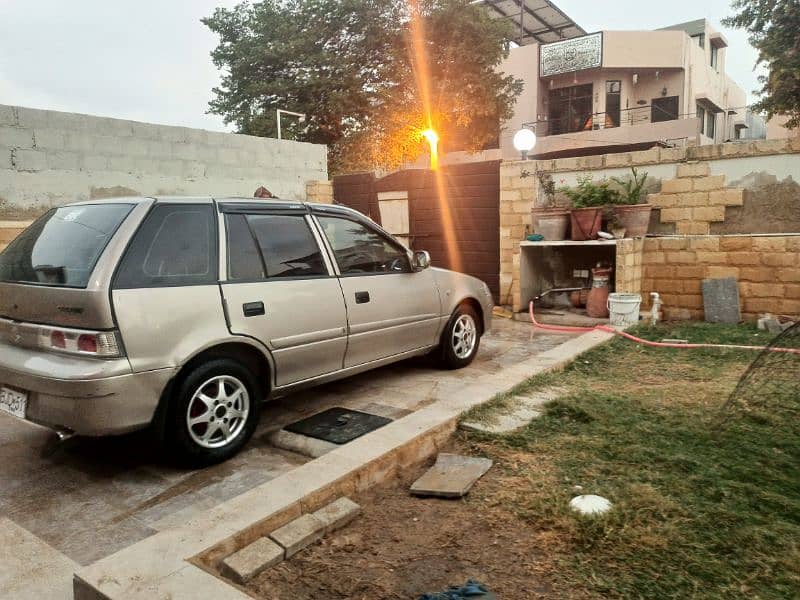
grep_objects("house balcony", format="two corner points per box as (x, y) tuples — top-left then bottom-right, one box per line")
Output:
(519, 107), (701, 159)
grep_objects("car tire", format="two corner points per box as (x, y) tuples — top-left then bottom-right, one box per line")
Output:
(168, 358), (261, 467)
(437, 304), (481, 370)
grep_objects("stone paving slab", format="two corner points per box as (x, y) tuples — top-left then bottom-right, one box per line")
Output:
(269, 513), (326, 558)
(220, 537), (284, 584)
(0, 518), (78, 600)
(461, 387), (566, 433)
(410, 454), (494, 498)
(313, 497), (361, 534)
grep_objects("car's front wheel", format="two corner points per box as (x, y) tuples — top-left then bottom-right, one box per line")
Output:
(168, 358), (261, 466)
(437, 304), (481, 369)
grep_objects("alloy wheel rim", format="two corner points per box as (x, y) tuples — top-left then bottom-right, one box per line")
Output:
(186, 375), (250, 449)
(452, 314), (477, 359)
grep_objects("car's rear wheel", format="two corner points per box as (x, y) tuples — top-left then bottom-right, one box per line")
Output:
(437, 304), (481, 369)
(168, 358), (261, 466)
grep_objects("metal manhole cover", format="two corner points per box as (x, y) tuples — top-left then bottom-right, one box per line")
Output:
(283, 407), (392, 444)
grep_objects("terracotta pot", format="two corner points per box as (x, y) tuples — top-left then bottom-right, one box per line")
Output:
(612, 204), (652, 238)
(536, 212), (569, 241)
(570, 207), (603, 241)
(586, 266), (612, 318)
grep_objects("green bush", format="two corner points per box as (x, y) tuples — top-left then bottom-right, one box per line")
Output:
(559, 174), (622, 209)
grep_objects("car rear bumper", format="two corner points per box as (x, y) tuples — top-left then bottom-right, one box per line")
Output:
(0, 341), (176, 435)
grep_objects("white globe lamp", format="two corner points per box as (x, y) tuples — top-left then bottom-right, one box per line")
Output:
(513, 128), (537, 160)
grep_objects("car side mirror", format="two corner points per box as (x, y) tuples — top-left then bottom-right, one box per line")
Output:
(413, 250), (431, 271)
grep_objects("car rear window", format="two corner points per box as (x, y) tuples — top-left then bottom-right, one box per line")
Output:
(0, 204), (133, 288)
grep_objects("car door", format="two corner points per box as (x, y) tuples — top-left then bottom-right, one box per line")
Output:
(312, 210), (442, 368)
(219, 203), (348, 387)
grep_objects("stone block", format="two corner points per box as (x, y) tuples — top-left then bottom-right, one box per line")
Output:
(689, 237), (720, 251)
(702, 277), (741, 323)
(720, 236), (752, 251)
(312, 497), (361, 534)
(676, 162), (710, 178)
(676, 221), (710, 235)
(777, 268), (800, 283)
(658, 238), (688, 251)
(747, 283), (785, 298)
(221, 536), (284, 584)
(661, 178), (692, 194)
(269, 513), (325, 558)
(660, 207), (692, 222)
(0, 147), (11, 170)
(694, 250), (727, 265)
(15, 107), (51, 129)
(0, 127), (34, 149)
(604, 152), (631, 168)
(761, 253), (799, 267)
(681, 192), (711, 207)
(692, 206), (726, 222)
(709, 189), (744, 206)
(81, 155), (108, 171)
(785, 284), (800, 299)
(752, 237), (787, 252)
(659, 146), (687, 162)
(692, 175), (726, 191)
(728, 251), (762, 266)
(13, 149), (47, 172)
(707, 266), (740, 279)
(778, 299), (800, 315)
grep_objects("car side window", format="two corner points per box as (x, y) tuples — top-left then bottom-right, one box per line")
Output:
(114, 204), (217, 289)
(227, 213), (327, 280)
(317, 215), (411, 275)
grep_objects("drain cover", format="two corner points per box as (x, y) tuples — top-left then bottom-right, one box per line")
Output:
(284, 407), (392, 444)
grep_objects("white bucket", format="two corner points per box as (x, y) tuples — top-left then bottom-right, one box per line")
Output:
(607, 293), (642, 327)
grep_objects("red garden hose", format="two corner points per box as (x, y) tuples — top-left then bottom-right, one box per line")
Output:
(528, 301), (800, 355)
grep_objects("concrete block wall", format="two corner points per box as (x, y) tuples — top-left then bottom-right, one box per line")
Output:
(499, 162), (535, 307)
(615, 238), (644, 294)
(0, 104), (328, 217)
(642, 235), (800, 320)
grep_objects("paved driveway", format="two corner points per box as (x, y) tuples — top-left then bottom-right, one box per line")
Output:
(0, 319), (573, 583)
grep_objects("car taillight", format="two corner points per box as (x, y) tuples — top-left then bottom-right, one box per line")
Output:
(38, 327), (122, 358)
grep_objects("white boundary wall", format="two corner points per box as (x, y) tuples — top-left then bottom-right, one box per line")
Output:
(0, 104), (327, 215)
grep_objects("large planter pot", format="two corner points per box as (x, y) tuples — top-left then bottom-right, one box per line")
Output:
(532, 207), (567, 231)
(612, 204), (652, 238)
(570, 207), (603, 241)
(535, 210), (569, 241)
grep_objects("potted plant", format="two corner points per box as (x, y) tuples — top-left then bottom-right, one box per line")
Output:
(610, 167), (652, 238)
(532, 172), (569, 240)
(559, 175), (621, 240)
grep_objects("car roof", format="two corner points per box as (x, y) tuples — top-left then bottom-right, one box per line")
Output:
(62, 196), (363, 217)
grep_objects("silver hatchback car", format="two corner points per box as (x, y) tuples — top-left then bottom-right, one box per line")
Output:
(0, 197), (492, 464)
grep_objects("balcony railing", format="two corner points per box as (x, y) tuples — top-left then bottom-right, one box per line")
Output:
(525, 104), (691, 138)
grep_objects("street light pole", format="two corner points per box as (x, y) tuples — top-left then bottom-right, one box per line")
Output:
(276, 109), (307, 140)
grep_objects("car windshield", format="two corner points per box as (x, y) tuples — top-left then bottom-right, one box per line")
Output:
(0, 203), (133, 288)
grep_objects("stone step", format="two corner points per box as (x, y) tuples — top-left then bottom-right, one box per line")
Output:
(312, 497), (361, 534)
(460, 387), (565, 434)
(220, 537), (284, 584)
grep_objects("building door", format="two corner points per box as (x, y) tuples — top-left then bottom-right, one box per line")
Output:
(548, 84), (593, 134)
(605, 81), (621, 128)
(651, 96), (679, 122)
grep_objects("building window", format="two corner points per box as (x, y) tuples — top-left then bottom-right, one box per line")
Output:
(706, 111), (716, 140)
(605, 81), (621, 128)
(697, 104), (706, 134)
(651, 96), (679, 122)
(692, 33), (705, 48)
(548, 83), (594, 135)
(710, 45), (719, 70)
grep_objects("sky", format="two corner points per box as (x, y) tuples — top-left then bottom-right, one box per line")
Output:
(0, 0), (765, 133)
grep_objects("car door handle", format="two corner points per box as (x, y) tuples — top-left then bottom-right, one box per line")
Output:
(243, 301), (265, 317)
(355, 291), (370, 304)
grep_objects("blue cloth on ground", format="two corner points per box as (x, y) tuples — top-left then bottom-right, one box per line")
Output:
(418, 579), (496, 599)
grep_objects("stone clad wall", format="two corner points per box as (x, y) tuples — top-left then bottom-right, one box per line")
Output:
(642, 235), (800, 320)
(0, 104), (328, 217)
(501, 139), (800, 319)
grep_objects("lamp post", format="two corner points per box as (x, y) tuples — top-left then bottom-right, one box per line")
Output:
(513, 128), (537, 160)
(276, 109), (306, 140)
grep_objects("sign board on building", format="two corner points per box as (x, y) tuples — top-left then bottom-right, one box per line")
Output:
(540, 32), (603, 77)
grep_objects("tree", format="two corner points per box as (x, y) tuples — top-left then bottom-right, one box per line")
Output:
(203, 0), (522, 172)
(723, 0), (800, 128)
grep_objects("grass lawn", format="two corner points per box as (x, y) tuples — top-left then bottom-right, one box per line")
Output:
(462, 322), (800, 599)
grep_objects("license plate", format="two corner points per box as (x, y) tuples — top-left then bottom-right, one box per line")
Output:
(0, 386), (27, 419)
